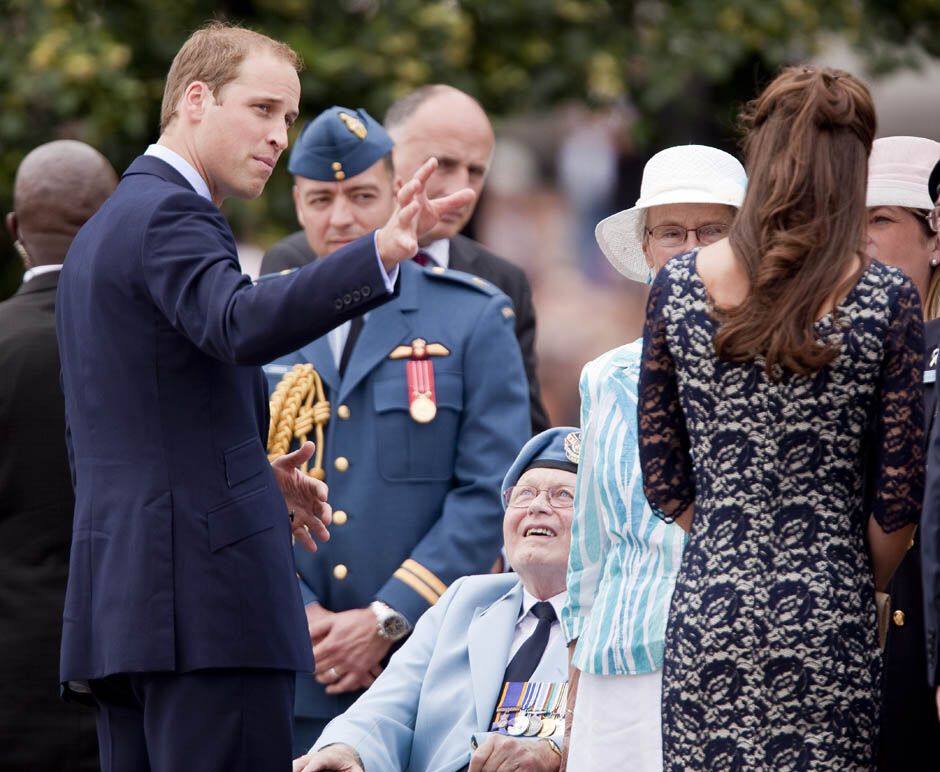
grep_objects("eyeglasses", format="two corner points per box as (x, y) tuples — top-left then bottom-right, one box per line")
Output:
(646, 223), (730, 248)
(503, 485), (575, 509)
(929, 207), (940, 234)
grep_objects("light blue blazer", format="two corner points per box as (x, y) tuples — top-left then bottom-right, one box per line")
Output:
(313, 573), (567, 771)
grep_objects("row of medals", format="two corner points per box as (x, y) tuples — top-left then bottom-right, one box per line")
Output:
(492, 681), (568, 739)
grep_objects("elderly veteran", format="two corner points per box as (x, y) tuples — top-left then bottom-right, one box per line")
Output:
(563, 145), (746, 771)
(261, 105), (531, 755)
(291, 427), (579, 772)
(862, 136), (940, 771)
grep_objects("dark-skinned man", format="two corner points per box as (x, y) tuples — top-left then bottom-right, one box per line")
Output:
(260, 85), (549, 433)
(261, 106), (531, 755)
(1, 139), (117, 770)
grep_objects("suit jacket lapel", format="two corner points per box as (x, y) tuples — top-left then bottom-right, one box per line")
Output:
(447, 236), (475, 273)
(468, 581), (524, 730)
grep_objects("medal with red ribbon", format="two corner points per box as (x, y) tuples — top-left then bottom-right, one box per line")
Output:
(389, 338), (451, 424)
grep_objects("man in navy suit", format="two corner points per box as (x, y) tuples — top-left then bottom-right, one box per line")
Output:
(55, 22), (474, 772)
(261, 105), (531, 754)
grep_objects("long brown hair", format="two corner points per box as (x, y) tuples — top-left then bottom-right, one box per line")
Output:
(714, 66), (876, 375)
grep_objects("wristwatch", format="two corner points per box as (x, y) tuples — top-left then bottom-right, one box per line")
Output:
(369, 601), (411, 642)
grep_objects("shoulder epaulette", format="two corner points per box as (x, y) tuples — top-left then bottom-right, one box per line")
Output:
(421, 265), (501, 297)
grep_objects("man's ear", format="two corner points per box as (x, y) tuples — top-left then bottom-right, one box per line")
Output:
(181, 81), (212, 122)
(5, 211), (18, 241)
(292, 184), (304, 228)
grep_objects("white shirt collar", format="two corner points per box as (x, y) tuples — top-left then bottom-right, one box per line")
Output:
(423, 238), (450, 270)
(145, 144), (213, 202)
(518, 589), (567, 624)
(22, 264), (63, 283)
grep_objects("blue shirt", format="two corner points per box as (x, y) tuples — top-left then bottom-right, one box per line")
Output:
(561, 338), (687, 674)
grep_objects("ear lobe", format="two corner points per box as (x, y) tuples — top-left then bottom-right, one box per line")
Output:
(5, 211), (18, 240)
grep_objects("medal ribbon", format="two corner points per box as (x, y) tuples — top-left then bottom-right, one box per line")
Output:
(406, 358), (435, 406)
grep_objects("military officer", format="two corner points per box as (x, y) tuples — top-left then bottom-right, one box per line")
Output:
(261, 106), (532, 755)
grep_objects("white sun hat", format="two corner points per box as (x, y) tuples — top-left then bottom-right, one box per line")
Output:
(595, 144), (747, 281)
(867, 136), (940, 210)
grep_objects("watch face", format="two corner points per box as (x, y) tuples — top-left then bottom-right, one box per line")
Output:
(383, 616), (408, 640)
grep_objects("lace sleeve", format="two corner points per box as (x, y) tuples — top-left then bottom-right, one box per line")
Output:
(637, 267), (695, 523)
(870, 276), (925, 533)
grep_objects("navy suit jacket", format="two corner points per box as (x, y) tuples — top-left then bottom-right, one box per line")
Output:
(56, 155), (395, 687)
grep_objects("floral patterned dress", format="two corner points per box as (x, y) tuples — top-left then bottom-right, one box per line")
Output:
(637, 250), (924, 770)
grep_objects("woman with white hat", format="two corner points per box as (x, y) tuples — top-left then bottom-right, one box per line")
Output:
(869, 136), (940, 772)
(561, 145), (746, 771)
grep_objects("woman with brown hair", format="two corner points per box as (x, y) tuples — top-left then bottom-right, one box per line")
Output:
(637, 66), (925, 769)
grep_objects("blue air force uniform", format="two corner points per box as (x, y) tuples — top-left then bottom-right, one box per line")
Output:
(263, 260), (531, 736)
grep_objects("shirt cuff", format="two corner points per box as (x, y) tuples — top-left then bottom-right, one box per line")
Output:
(373, 230), (399, 292)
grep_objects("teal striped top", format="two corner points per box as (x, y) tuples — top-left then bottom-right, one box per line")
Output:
(562, 339), (687, 674)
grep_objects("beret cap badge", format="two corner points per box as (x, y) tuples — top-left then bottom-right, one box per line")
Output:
(338, 111), (368, 140)
(564, 431), (581, 464)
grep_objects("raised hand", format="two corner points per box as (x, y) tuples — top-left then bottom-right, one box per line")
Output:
(375, 157), (475, 269)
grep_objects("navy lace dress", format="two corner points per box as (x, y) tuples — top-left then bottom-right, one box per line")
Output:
(637, 251), (925, 770)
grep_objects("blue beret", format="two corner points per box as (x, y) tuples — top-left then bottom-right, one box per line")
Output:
(501, 427), (581, 509)
(287, 106), (393, 182)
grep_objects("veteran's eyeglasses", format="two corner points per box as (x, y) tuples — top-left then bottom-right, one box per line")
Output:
(503, 485), (575, 509)
(645, 223), (730, 248)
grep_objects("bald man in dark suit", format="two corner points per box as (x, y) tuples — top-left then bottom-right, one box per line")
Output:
(1, 139), (117, 771)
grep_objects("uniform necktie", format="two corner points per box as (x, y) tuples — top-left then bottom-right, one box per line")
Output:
(502, 601), (557, 684)
(338, 315), (364, 377)
(412, 251), (435, 267)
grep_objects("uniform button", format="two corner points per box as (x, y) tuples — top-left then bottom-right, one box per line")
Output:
(337, 404), (351, 420)
(352, 290), (361, 302)
(333, 510), (348, 525)
(334, 456), (349, 472)
(893, 610), (906, 627)
(343, 293), (352, 304)
(334, 298), (343, 310)
(333, 564), (348, 580)
(362, 286), (371, 297)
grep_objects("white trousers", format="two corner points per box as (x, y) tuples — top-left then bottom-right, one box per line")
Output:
(566, 669), (664, 772)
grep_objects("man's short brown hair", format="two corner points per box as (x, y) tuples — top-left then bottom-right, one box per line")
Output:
(160, 21), (303, 133)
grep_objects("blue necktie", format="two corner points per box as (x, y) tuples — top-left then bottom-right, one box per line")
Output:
(502, 601), (557, 684)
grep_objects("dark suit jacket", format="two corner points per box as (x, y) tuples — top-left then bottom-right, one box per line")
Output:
(880, 318), (940, 770)
(0, 270), (99, 768)
(261, 231), (549, 432)
(56, 156), (395, 688)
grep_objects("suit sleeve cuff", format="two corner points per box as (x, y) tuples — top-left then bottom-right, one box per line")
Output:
(376, 559), (448, 626)
(372, 230), (398, 292)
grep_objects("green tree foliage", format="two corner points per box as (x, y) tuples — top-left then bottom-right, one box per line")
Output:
(2, 0), (938, 296)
